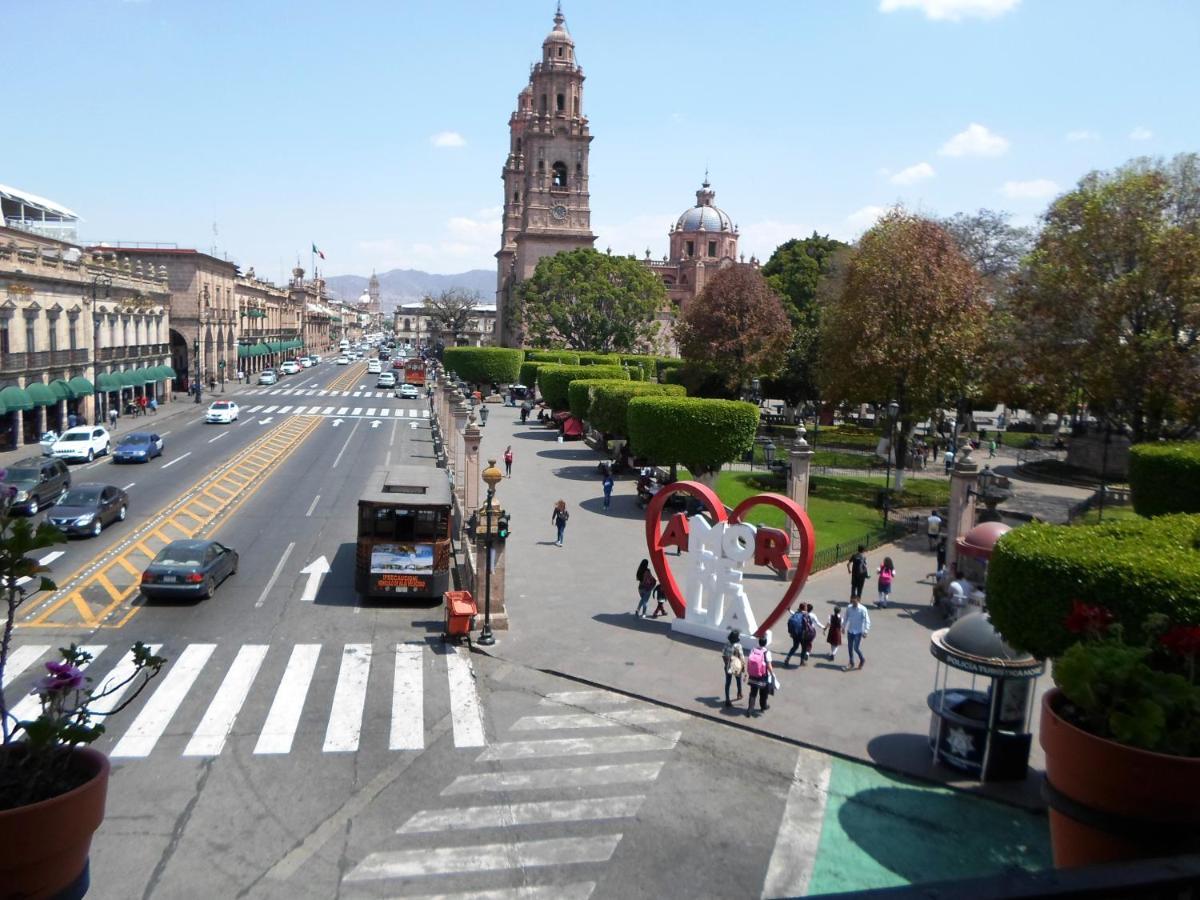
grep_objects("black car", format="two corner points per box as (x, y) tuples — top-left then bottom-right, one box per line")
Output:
(112, 432), (164, 463)
(47, 484), (129, 537)
(140, 539), (239, 600)
(1, 457), (70, 515)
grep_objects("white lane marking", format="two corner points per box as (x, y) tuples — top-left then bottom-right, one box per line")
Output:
(352, 392), (362, 397)
(323, 644), (372, 752)
(761, 749), (833, 900)
(254, 644), (321, 754)
(278, 406), (293, 414)
(160, 452), (192, 469)
(422, 409), (430, 418)
(377, 408), (390, 417)
(538, 690), (630, 708)
(183, 644), (269, 757)
(350, 407), (363, 416)
(245, 405), (262, 413)
(317, 390), (329, 396)
(336, 406), (349, 415)
(254, 541), (295, 609)
(346, 836), (621, 881)
(399, 796), (645, 834)
(268, 389), (282, 395)
(446, 646), (486, 748)
(305, 495), (320, 517)
(297, 556), (329, 603)
(9, 644), (107, 722)
(511, 708), (684, 730)
(382, 886), (596, 900)
(262, 406), (279, 414)
(158, 430), (172, 437)
(121, 482), (136, 490)
(321, 406), (334, 415)
(112, 643), (216, 757)
(365, 407), (377, 417)
(41, 550), (65, 566)
(331, 420), (360, 468)
(208, 432), (229, 443)
(84, 643), (164, 716)
(390, 644), (423, 750)
(442, 762), (666, 796)
(477, 732), (680, 761)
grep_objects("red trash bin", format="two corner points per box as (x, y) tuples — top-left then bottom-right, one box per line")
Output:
(443, 590), (477, 644)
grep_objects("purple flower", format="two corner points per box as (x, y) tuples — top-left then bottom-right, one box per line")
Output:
(35, 660), (85, 693)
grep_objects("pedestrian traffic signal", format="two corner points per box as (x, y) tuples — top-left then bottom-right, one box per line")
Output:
(497, 513), (511, 540)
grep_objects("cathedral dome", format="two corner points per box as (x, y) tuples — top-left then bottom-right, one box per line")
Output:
(544, 5), (575, 47)
(675, 180), (734, 233)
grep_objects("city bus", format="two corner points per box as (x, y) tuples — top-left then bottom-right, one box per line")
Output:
(355, 465), (453, 599)
(403, 358), (426, 387)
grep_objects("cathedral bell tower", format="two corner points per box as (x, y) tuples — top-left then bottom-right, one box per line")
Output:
(495, 4), (596, 347)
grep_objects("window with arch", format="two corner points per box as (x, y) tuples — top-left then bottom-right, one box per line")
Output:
(708, 241), (717, 257)
(404, 319), (411, 331)
(551, 161), (568, 188)
(514, 191), (521, 204)
(685, 240), (695, 258)
(537, 159), (545, 172)
(557, 46), (563, 58)
(556, 93), (565, 112)
(540, 94), (548, 113)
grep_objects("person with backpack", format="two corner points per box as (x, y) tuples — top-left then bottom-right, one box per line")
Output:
(846, 545), (868, 600)
(877, 557), (897, 608)
(825, 607), (844, 661)
(722, 630), (745, 708)
(784, 606), (807, 666)
(745, 636), (775, 715)
(551, 499), (569, 547)
(634, 559), (656, 618)
(602, 472), (614, 510)
(800, 603), (823, 664)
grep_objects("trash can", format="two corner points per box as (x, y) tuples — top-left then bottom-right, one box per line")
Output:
(442, 590), (477, 645)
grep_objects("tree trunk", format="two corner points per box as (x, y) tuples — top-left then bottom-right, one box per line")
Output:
(893, 426), (908, 492)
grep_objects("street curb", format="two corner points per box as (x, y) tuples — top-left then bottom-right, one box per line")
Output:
(468, 645), (1046, 814)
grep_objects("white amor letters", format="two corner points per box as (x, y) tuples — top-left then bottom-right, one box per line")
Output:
(673, 516), (768, 649)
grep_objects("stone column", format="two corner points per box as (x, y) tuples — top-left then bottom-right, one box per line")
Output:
(946, 448), (980, 574)
(452, 398), (469, 511)
(474, 499), (509, 632)
(463, 415), (482, 520)
(786, 425), (815, 563)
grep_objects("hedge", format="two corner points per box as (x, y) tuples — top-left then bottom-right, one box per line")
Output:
(662, 367), (683, 385)
(527, 350), (581, 365)
(519, 361), (548, 389)
(1129, 442), (1200, 517)
(656, 358), (684, 381)
(537, 364), (629, 410)
(619, 355), (659, 379)
(441, 347), (523, 385)
(567, 379), (617, 420)
(987, 514), (1200, 659)
(590, 382), (686, 435)
(576, 352), (621, 366)
(627, 397), (759, 475)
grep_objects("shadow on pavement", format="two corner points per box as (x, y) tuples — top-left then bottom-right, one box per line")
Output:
(865, 732), (935, 774)
(536, 447), (593, 460)
(551, 464), (607, 482)
(578, 497), (644, 519)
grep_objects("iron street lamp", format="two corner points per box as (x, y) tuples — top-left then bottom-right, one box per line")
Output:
(192, 339), (201, 404)
(478, 460), (503, 647)
(763, 440), (776, 469)
(882, 400), (900, 526)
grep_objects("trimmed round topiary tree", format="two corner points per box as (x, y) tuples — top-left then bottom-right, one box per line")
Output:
(590, 382), (686, 435)
(627, 396), (759, 476)
(441, 347), (523, 386)
(986, 515), (1200, 660)
(1129, 442), (1200, 517)
(519, 361), (547, 390)
(537, 364), (629, 410)
(576, 352), (621, 366)
(527, 350), (581, 366)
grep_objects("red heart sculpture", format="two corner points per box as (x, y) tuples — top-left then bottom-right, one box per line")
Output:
(646, 481), (815, 638)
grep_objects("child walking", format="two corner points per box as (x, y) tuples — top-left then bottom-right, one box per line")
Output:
(825, 607), (843, 661)
(551, 499), (569, 547)
(877, 557), (896, 608)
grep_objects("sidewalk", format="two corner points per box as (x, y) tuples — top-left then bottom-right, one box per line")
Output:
(472, 408), (1073, 809)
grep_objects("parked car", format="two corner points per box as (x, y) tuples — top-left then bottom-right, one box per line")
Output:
(377, 372), (397, 389)
(396, 383), (420, 400)
(258, 370), (277, 385)
(139, 539), (239, 600)
(205, 400), (239, 424)
(367, 360), (382, 374)
(299, 357), (313, 368)
(51, 426), (111, 463)
(311, 354), (322, 363)
(47, 483), (129, 537)
(0, 457), (70, 515)
(336, 356), (350, 365)
(39, 430), (60, 456)
(112, 432), (164, 463)
(279, 361), (300, 376)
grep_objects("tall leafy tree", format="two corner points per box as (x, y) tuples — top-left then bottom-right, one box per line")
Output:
(675, 265), (793, 395)
(422, 288), (480, 346)
(820, 209), (989, 486)
(940, 209), (1034, 286)
(515, 248), (665, 352)
(1002, 154), (1200, 441)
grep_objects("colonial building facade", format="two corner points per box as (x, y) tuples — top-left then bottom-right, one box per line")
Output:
(495, 6), (596, 346)
(393, 302), (497, 349)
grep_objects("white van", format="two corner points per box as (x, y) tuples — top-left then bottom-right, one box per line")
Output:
(339, 339), (350, 352)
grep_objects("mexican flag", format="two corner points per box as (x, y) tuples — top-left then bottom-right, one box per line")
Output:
(312, 243), (325, 260)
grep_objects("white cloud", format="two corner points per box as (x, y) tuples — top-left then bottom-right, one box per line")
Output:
(938, 123), (1010, 157)
(1129, 126), (1153, 141)
(430, 131), (466, 148)
(879, 0), (1019, 21)
(890, 162), (936, 185)
(1001, 179), (1059, 200)
(595, 212), (680, 260)
(358, 206), (501, 272)
(846, 205), (888, 232)
(1066, 129), (1100, 142)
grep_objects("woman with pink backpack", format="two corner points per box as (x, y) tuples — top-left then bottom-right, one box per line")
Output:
(877, 557), (896, 608)
(744, 636), (775, 716)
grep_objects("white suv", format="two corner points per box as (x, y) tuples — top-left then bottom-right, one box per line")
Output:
(52, 426), (111, 462)
(279, 361), (300, 376)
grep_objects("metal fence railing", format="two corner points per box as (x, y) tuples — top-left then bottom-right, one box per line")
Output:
(811, 523), (908, 572)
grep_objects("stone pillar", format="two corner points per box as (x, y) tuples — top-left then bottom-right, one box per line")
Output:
(946, 449), (980, 574)
(474, 499), (509, 632)
(786, 426), (815, 562)
(463, 415), (481, 520)
(452, 398), (469, 511)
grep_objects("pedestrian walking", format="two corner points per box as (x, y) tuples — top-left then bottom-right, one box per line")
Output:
(843, 596), (871, 671)
(846, 545), (868, 600)
(801, 603), (823, 663)
(67, 412), (77, 429)
(504, 445), (513, 477)
(926, 510), (943, 551)
(745, 637), (775, 715)
(602, 472), (614, 510)
(876, 557), (896, 608)
(784, 606), (806, 666)
(935, 535), (947, 578)
(650, 584), (669, 618)
(722, 630), (745, 707)
(825, 608), (844, 661)
(551, 499), (569, 547)
(520, 401), (531, 424)
(108, 407), (118, 429)
(944, 448), (955, 474)
(480, 406), (489, 425)
(988, 438), (997, 458)
(148, 396), (158, 414)
(634, 559), (656, 617)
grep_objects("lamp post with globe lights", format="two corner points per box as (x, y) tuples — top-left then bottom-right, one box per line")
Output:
(478, 460), (503, 646)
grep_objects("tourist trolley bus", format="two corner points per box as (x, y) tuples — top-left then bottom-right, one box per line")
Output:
(355, 465), (452, 598)
(403, 357), (426, 387)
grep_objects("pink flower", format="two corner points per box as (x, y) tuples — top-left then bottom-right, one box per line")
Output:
(1063, 600), (1115, 636)
(1160, 626), (1200, 658)
(35, 660), (85, 694)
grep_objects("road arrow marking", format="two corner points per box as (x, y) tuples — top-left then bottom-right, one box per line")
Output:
(298, 556), (331, 603)
(332, 419), (343, 427)
(371, 420), (380, 428)
(258, 417), (274, 425)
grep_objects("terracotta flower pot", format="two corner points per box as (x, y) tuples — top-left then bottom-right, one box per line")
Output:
(0, 746), (110, 899)
(1040, 688), (1200, 868)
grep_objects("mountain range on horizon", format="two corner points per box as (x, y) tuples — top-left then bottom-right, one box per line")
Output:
(324, 268), (494, 311)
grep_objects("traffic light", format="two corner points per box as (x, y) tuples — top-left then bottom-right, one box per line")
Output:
(497, 512), (511, 541)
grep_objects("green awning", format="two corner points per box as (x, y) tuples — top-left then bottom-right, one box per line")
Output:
(254, 345), (268, 356)
(118, 370), (141, 387)
(137, 368), (157, 384)
(49, 380), (73, 401)
(0, 386), (33, 411)
(26, 382), (57, 407)
(161, 365), (177, 378)
(238, 346), (250, 359)
(68, 376), (95, 396)
(246, 309), (267, 318)
(96, 373), (120, 392)
(143, 366), (163, 381)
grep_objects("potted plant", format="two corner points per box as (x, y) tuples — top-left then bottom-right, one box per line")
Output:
(0, 474), (164, 897)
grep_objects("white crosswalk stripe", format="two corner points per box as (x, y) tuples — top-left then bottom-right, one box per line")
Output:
(113, 643), (216, 758)
(445, 646), (486, 747)
(254, 643), (321, 755)
(8, 644), (106, 724)
(2, 644), (51, 687)
(183, 644), (269, 757)
(324, 644), (372, 752)
(345, 836), (620, 881)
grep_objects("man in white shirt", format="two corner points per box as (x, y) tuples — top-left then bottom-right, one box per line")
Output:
(843, 596), (871, 671)
(926, 510), (943, 551)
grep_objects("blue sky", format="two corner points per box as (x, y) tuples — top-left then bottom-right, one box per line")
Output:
(6, 0), (1198, 281)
